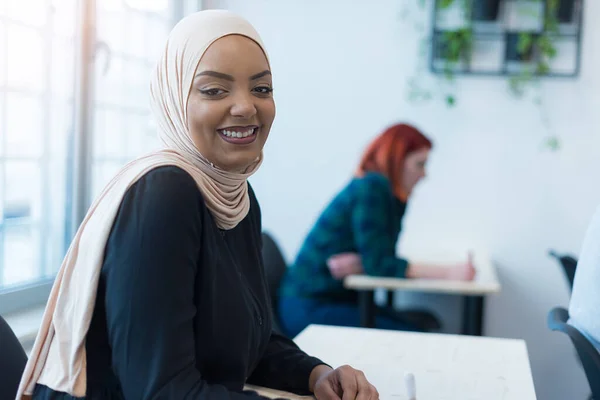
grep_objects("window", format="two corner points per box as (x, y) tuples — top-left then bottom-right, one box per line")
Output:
(0, 0), (191, 314)
(0, 0), (76, 309)
(92, 0), (172, 197)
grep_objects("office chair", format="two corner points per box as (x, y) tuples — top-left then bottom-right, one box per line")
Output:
(548, 307), (600, 400)
(261, 232), (289, 335)
(548, 250), (578, 292)
(0, 314), (28, 399)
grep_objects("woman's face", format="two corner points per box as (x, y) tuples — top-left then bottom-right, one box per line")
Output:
(402, 148), (429, 195)
(186, 35), (275, 172)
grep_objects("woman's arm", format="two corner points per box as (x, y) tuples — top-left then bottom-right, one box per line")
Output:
(246, 186), (328, 394)
(406, 258), (475, 281)
(102, 167), (266, 399)
(246, 186), (379, 399)
(247, 331), (327, 394)
(327, 253), (476, 281)
(346, 175), (475, 281)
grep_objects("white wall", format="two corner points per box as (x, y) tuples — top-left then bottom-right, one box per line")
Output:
(205, 1), (598, 399)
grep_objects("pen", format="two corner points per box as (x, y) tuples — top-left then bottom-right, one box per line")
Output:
(404, 372), (416, 400)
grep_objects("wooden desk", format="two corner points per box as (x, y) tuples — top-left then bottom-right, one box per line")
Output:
(249, 325), (537, 400)
(344, 251), (501, 335)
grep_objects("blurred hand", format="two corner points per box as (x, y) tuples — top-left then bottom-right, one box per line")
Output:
(446, 251), (476, 281)
(310, 364), (379, 400)
(327, 253), (364, 279)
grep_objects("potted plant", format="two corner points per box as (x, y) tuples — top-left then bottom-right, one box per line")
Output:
(535, 34), (557, 74)
(472, 0), (501, 21)
(506, 32), (536, 62)
(437, 28), (473, 78)
(506, 31), (557, 96)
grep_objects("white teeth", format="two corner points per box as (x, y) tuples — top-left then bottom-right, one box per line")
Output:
(220, 128), (255, 138)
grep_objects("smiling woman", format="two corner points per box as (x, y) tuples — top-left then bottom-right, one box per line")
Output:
(187, 35), (275, 172)
(16, 9), (379, 400)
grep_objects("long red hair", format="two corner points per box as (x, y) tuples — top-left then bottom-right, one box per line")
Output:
(356, 123), (433, 201)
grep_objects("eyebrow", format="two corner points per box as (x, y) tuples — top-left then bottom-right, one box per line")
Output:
(249, 70), (271, 80)
(195, 70), (271, 81)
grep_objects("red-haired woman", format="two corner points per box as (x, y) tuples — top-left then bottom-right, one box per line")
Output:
(278, 123), (475, 337)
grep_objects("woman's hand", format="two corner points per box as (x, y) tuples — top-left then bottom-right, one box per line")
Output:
(327, 253), (364, 279)
(309, 364), (379, 400)
(445, 252), (476, 281)
(407, 252), (476, 281)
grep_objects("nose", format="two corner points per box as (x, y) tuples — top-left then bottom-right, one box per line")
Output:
(230, 92), (257, 119)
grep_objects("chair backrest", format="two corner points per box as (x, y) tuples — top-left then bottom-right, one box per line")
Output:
(0, 315), (28, 399)
(261, 232), (288, 334)
(548, 250), (578, 291)
(547, 307), (600, 398)
(261, 232), (288, 301)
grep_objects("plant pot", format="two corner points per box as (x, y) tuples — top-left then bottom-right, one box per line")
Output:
(505, 32), (536, 62)
(555, 0), (576, 23)
(472, 0), (501, 21)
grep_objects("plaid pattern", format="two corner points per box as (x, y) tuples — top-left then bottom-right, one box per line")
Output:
(280, 172), (408, 301)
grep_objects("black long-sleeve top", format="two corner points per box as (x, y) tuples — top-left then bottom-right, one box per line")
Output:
(33, 166), (325, 399)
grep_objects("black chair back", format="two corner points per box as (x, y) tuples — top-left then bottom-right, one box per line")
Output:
(548, 307), (600, 399)
(549, 250), (578, 291)
(261, 232), (288, 334)
(0, 315), (27, 399)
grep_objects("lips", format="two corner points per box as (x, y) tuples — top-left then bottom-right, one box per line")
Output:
(217, 126), (258, 145)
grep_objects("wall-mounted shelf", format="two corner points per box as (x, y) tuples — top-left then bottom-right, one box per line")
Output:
(430, 0), (583, 78)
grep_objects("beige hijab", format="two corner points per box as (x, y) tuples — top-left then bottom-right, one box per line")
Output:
(16, 10), (270, 398)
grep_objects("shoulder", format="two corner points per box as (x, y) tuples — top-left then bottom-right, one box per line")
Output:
(351, 172), (392, 196)
(104, 166), (205, 270)
(134, 165), (199, 193)
(121, 166), (205, 216)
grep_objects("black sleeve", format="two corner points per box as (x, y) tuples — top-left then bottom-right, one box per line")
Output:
(245, 184), (329, 394)
(247, 332), (327, 394)
(102, 167), (267, 400)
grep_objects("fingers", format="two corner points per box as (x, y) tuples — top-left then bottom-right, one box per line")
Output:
(327, 258), (344, 279)
(355, 370), (379, 400)
(322, 366), (378, 400)
(466, 259), (476, 281)
(328, 253), (361, 266)
(336, 365), (358, 400)
(336, 365), (379, 400)
(319, 383), (342, 400)
(328, 264), (349, 280)
(328, 255), (364, 279)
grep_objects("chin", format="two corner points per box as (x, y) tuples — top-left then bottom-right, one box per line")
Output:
(220, 154), (261, 173)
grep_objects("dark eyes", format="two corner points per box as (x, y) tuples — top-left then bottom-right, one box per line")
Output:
(199, 86), (273, 97)
(199, 88), (226, 96)
(253, 86), (274, 95)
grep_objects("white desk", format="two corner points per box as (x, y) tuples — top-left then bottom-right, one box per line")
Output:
(344, 250), (501, 335)
(245, 384), (312, 399)
(250, 325), (537, 400)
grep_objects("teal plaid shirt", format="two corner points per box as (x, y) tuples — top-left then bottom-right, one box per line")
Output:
(280, 172), (409, 301)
